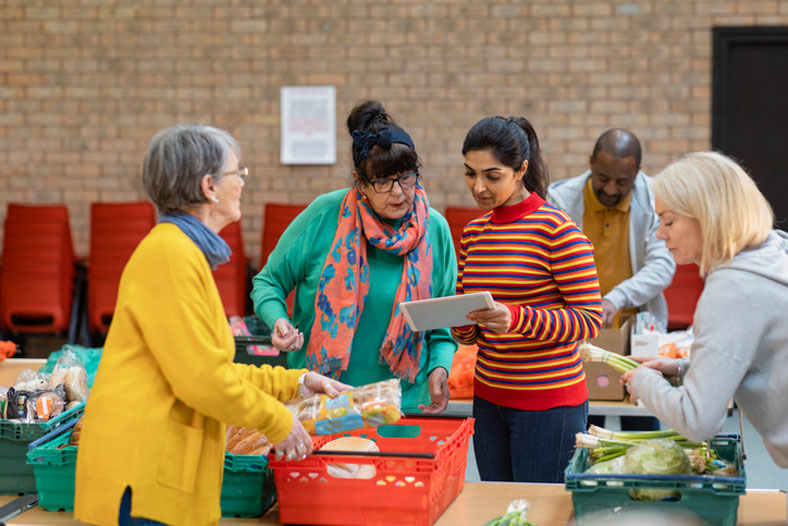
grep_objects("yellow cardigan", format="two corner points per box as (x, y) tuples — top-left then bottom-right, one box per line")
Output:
(74, 223), (304, 526)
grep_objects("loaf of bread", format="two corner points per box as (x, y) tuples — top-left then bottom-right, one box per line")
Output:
(320, 436), (379, 479)
(225, 425), (273, 456)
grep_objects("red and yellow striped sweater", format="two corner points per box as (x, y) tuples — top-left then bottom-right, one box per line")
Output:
(451, 193), (603, 411)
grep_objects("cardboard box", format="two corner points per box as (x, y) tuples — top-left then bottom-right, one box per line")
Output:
(583, 317), (632, 401)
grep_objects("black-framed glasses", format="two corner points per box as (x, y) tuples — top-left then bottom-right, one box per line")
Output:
(220, 166), (248, 181)
(369, 171), (420, 193)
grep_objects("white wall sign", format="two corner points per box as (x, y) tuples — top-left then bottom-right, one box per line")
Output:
(280, 86), (336, 165)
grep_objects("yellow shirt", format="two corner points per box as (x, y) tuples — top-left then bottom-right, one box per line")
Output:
(75, 223), (304, 526)
(582, 179), (635, 326)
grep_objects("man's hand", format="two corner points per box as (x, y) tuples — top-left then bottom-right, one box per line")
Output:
(418, 367), (449, 414)
(272, 318), (304, 352)
(601, 299), (619, 328)
(466, 302), (512, 333)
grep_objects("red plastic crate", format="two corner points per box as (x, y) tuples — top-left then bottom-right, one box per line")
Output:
(270, 416), (474, 526)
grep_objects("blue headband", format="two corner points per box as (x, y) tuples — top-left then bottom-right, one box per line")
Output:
(351, 127), (415, 165)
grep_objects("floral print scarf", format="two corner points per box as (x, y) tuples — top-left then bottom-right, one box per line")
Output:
(305, 185), (433, 383)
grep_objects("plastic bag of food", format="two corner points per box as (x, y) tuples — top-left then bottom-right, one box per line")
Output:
(6, 383), (67, 422)
(448, 344), (477, 399)
(286, 378), (402, 435)
(0, 386), (9, 418)
(321, 437), (379, 479)
(483, 499), (539, 526)
(13, 369), (50, 392)
(50, 348), (89, 403)
(225, 425), (273, 456)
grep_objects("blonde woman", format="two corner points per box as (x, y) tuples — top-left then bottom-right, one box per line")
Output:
(621, 151), (788, 468)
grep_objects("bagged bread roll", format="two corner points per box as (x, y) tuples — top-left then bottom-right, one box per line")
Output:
(64, 367), (89, 403)
(69, 417), (84, 446)
(321, 436), (379, 479)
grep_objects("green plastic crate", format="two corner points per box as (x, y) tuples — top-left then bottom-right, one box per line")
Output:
(221, 451), (277, 518)
(565, 434), (746, 526)
(0, 402), (84, 495)
(26, 429), (276, 518)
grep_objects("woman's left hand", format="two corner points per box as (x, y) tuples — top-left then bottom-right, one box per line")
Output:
(418, 367), (449, 414)
(466, 302), (511, 333)
(298, 371), (353, 398)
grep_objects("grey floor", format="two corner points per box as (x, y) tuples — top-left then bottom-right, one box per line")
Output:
(464, 413), (787, 490)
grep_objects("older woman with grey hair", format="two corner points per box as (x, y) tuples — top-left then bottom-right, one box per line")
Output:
(74, 124), (348, 526)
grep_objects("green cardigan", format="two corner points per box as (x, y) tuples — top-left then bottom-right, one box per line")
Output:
(251, 188), (458, 412)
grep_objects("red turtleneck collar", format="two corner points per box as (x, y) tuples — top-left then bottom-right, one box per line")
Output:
(490, 192), (545, 224)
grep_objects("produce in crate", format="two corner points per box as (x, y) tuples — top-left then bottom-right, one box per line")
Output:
(574, 426), (739, 501)
(286, 378), (402, 435)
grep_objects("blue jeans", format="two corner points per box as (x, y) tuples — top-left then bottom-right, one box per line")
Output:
(118, 487), (168, 526)
(473, 396), (588, 483)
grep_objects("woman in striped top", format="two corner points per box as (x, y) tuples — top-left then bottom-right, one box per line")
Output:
(452, 116), (603, 483)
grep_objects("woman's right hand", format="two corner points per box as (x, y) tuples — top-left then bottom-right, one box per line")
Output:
(272, 318), (304, 352)
(619, 357), (680, 386)
(273, 413), (313, 461)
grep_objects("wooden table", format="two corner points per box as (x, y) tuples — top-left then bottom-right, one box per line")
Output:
(0, 359), (47, 385)
(2, 483), (785, 525)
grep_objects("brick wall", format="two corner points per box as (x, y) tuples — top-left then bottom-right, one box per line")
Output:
(2, 0), (787, 263)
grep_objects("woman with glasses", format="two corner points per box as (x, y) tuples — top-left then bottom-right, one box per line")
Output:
(252, 100), (458, 414)
(453, 116), (603, 483)
(74, 125), (347, 526)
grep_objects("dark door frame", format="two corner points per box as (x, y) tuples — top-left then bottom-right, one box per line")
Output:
(711, 25), (788, 151)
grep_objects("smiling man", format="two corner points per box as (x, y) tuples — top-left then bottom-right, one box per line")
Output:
(548, 129), (675, 331)
(548, 129), (675, 431)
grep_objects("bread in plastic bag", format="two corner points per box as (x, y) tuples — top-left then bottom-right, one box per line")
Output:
(225, 425), (273, 456)
(50, 349), (89, 403)
(286, 378), (403, 435)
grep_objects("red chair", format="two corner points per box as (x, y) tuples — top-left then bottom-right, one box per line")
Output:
(444, 206), (484, 256)
(260, 203), (308, 269)
(214, 221), (248, 318)
(259, 203), (307, 315)
(88, 201), (156, 334)
(0, 204), (79, 341)
(664, 263), (704, 331)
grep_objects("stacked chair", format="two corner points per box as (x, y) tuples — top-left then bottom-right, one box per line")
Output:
(215, 220), (248, 318)
(443, 206), (484, 256)
(87, 201), (156, 341)
(0, 204), (80, 347)
(259, 203), (307, 315)
(663, 263), (704, 331)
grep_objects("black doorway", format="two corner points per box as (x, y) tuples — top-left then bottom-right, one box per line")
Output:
(712, 26), (788, 230)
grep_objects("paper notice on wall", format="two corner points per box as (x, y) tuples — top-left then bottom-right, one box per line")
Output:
(280, 86), (336, 165)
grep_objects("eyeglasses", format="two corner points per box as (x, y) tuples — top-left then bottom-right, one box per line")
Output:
(369, 171), (420, 194)
(220, 166), (248, 181)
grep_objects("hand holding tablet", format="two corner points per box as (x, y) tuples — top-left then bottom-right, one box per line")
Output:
(399, 291), (495, 332)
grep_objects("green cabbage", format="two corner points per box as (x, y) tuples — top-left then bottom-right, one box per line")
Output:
(622, 438), (691, 501)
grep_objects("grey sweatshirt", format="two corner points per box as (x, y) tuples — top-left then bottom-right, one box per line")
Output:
(631, 230), (788, 468)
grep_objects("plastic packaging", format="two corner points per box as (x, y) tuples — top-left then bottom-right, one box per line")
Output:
(49, 349), (89, 403)
(286, 378), (402, 435)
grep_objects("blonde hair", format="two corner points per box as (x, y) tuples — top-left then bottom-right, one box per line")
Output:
(652, 151), (773, 276)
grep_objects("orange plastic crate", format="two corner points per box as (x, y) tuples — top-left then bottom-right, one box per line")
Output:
(270, 416), (474, 526)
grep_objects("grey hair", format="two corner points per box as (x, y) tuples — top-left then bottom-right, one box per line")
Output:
(142, 124), (240, 214)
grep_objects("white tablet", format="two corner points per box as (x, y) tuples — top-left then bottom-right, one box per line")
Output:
(399, 291), (495, 332)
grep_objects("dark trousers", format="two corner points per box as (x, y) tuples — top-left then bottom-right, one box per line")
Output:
(472, 396), (588, 483)
(587, 415), (660, 431)
(119, 487), (169, 526)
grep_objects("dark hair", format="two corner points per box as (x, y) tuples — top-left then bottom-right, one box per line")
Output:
(462, 116), (550, 199)
(591, 128), (642, 168)
(346, 100), (419, 181)
(461, 116), (549, 199)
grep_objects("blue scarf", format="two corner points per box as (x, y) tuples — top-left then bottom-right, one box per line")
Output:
(159, 212), (231, 270)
